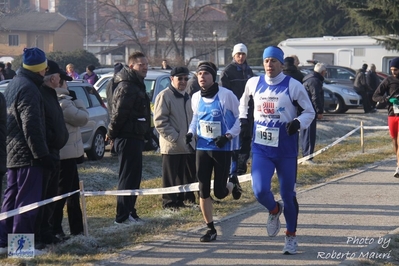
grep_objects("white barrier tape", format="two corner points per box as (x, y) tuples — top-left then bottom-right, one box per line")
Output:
(298, 126), (360, 164)
(83, 173), (253, 197)
(363, 126), (388, 130)
(0, 190), (80, 221)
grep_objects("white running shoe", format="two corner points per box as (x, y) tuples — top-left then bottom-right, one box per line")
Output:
(266, 201), (283, 237)
(394, 167), (399, 178)
(283, 235), (298, 255)
(114, 215), (144, 225)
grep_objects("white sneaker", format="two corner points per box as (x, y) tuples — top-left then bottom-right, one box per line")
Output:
(114, 215), (144, 225)
(266, 201), (283, 237)
(283, 235), (298, 255)
(394, 167), (399, 178)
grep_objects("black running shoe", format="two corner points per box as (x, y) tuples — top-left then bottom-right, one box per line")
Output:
(230, 175), (242, 200)
(200, 230), (217, 242)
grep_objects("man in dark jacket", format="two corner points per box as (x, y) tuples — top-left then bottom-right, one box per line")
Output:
(105, 62), (124, 156)
(283, 57), (304, 83)
(301, 63), (326, 164)
(4, 62), (16, 80)
(354, 64), (375, 113)
(366, 63), (381, 109)
(107, 51), (151, 224)
(35, 60), (69, 247)
(0, 92), (5, 195)
(220, 43), (254, 198)
(0, 47), (56, 253)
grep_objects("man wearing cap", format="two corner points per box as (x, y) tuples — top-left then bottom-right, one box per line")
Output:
(35, 60), (70, 247)
(373, 57), (399, 177)
(0, 47), (55, 253)
(186, 61), (240, 242)
(154, 66), (196, 209)
(107, 51), (151, 225)
(239, 46), (314, 254)
(220, 44), (254, 193)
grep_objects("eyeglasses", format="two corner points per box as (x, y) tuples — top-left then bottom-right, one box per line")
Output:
(177, 77), (189, 81)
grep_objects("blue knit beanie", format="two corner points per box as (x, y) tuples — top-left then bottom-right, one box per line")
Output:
(390, 58), (399, 69)
(22, 47), (47, 72)
(263, 46), (284, 64)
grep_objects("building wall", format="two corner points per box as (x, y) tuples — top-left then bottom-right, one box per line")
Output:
(53, 21), (84, 52)
(0, 32), (29, 57)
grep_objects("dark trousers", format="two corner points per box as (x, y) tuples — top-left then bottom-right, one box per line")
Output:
(0, 166), (43, 247)
(161, 153), (197, 207)
(357, 90), (373, 113)
(301, 117), (317, 159)
(35, 161), (60, 243)
(52, 158), (83, 235)
(184, 153), (197, 203)
(197, 150), (231, 199)
(114, 137), (144, 222)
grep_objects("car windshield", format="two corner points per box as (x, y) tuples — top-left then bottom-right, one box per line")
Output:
(144, 79), (155, 95)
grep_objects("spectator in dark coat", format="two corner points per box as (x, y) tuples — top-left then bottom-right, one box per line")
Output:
(283, 57), (304, 83)
(0, 47), (54, 254)
(35, 60), (69, 248)
(366, 63), (381, 108)
(300, 63), (326, 164)
(354, 64), (375, 113)
(4, 62), (16, 79)
(106, 62), (124, 156)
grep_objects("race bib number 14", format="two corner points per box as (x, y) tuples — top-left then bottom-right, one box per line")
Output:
(199, 120), (221, 139)
(254, 124), (279, 147)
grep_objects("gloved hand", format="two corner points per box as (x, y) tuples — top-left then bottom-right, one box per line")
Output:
(185, 133), (193, 144)
(239, 118), (250, 138)
(214, 135), (229, 148)
(286, 119), (300, 136)
(39, 154), (56, 171)
(389, 98), (399, 105)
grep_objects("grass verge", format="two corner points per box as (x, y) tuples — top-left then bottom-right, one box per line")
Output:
(1, 131), (397, 265)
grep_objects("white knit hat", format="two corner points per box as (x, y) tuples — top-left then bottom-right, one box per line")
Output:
(232, 43), (248, 57)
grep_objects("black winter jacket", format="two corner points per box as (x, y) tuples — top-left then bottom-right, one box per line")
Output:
(108, 67), (151, 140)
(283, 64), (304, 84)
(303, 72), (325, 115)
(373, 76), (399, 116)
(4, 68), (49, 168)
(39, 84), (69, 160)
(220, 61), (254, 100)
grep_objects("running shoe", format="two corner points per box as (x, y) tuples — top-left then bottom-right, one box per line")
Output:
(229, 175), (242, 200)
(266, 201), (283, 237)
(200, 230), (217, 242)
(283, 235), (298, 255)
(394, 167), (399, 178)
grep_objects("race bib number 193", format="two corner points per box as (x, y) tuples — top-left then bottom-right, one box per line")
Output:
(254, 124), (279, 147)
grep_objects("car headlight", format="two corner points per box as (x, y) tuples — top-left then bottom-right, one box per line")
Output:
(341, 88), (358, 96)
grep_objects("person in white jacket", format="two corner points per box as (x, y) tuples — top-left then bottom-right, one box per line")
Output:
(52, 78), (89, 238)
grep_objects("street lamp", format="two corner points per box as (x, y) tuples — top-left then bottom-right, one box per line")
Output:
(213, 30), (219, 68)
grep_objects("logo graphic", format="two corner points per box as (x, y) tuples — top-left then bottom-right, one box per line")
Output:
(8, 234), (34, 258)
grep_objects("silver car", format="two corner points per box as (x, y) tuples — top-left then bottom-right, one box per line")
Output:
(67, 80), (109, 160)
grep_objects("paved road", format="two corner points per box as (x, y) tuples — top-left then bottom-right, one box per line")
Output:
(96, 159), (399, 266)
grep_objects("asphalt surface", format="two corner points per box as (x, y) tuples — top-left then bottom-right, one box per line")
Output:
(95, 158), (399, 266)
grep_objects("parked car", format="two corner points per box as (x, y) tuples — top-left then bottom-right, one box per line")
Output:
(66, 80), (109, 160)
(300, 63), (356, 86)
(79, 67), (114, 79)
(300, 68), (361, 113)
(323, 88), (338, 112)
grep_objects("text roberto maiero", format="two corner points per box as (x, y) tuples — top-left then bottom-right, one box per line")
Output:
(317, 250), (391, 260)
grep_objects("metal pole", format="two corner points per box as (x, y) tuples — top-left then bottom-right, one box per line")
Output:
(215, 36), (219, 68)
(79, 181), (89, 236)
(85, 0), (88, 50)
(360, 121), (364, 153)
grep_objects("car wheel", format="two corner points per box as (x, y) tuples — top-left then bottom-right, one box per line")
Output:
(325, 95), (347, 114)
(86, 129), (106, 160)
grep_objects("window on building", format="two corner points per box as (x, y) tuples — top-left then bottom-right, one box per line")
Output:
(127, 0), (134, 5)
(115, 0), (120, 5)
(139, 4), (146, 11)
(140, 21), (146, 29)
(8, 35), (19, 46)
